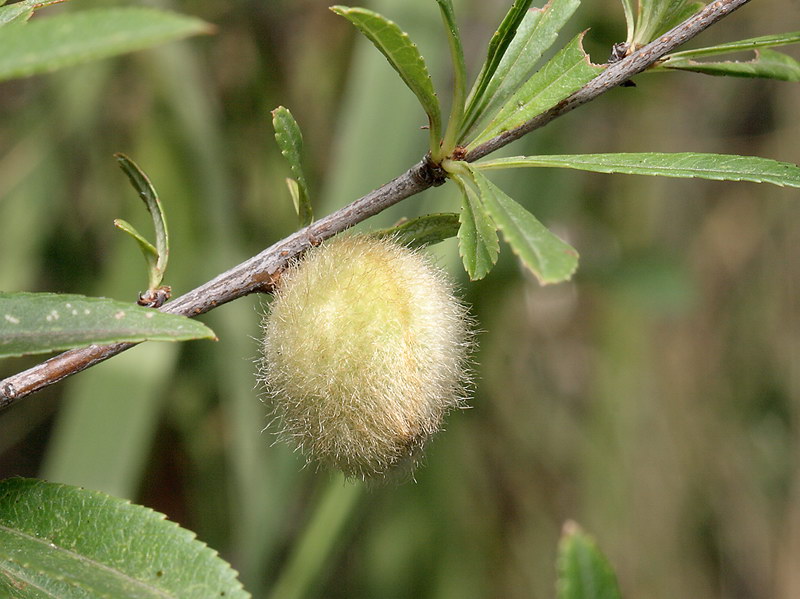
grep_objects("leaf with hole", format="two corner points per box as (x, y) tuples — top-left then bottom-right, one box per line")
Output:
(0, 478), (250, 598)
(659, 48), (800, 81)
(0, 293), (215, 359)
(661, 31), (800, 60)
(476, 152), (800, 187)
(371, 212), (460, 248)
(272, 106), (313, 226)
(468, 32), (603, 149)
(452, 175), (499, 280)
(0, 7), (211, 82)
(557, 521), (622, 599)
(466, 165), (578, 284)
(331, 6), (441, 153)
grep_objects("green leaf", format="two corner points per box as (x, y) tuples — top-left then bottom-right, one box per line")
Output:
(461, 0), (534, 140)
(330, 6), (442, 153)
(113, 218), (159, 278)
(0, 478), (249, 598)
(557, 521), (622, 599)
(452, 175), (499, 280)
(662, 31), (800, 60)
(0, 0), (67, 28)
(634, 0), (700, 46)
(0, 7), (211, 82)
(462, 0), (582, 139)
(659, 48), (800, 82)
(476, 153), (800, 188)
(434, 0), (467, 157)
(116, 154), (169, 290)
(272, 106), (313, 226)
(0, 292), (215, 359)
(468, 33), (603, 150)
(466, 166), (578, 284)
(0, 4), (31, 27)
(619, 0), (636, 45)
(371, 212), (461, 248)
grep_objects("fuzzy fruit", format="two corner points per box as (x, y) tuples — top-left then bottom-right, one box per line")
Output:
(259, 235), (472, 479)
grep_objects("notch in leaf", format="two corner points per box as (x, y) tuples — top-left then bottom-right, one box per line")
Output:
(272, 106), (313, 227)
(114, 153), (170, 305)
(653, 31), (800, 82)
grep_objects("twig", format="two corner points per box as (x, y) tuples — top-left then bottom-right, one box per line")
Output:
(0, 0), (752, 408)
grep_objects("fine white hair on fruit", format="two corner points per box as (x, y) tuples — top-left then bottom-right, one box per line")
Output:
(258, 234), (473, 480)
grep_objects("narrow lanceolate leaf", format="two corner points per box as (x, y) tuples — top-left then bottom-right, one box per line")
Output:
(466, 166), (578, 284)
(468, 33), (603, 150)
(372, 212), (461, 248)
(557, 521), (622, 599)
(662, 31), (800, 60)
(434, 0), (467, 156)
(453, 176), (499, 280)
(272, 106), (313, 226)
(0, 7), (211, 82)
(330, 6), (442, 149)
(476, 153), (800, 188)
(659, 49), (800, 82)
(0, 292), (215, 358)
(462, 0), (581, 138)
(0, 478), (250, 599)
(461, 0), (534, 138)
(116, 154), (169, 289)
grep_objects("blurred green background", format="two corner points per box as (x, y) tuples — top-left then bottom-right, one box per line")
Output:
(1, 0), (799, 597)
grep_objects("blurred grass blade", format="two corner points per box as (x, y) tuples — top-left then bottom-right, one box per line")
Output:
(113, 218), (160, 288)
(267, 475), (362, 599)
(272, 106), (313, 226)
(662, 31), (800, 60)
(0, 292), (215, 358)
(461, 0), (533, 135)
(462, 0), (581, 139)
(0, 478), (250, 599)
(659, 48), (800, 81)
(434, 0), (466, 155)
(452, 174), (499, 280)
(476, 153), (800, 187)
(557, 521), (622, 599)
(468, 33), (603, 150)
(115, 153), (169, 288)
(467, 165), (578, 284)
(371, 212), (461, 248)
(0, 7), (211, 82)
(330, 6), (442, 153)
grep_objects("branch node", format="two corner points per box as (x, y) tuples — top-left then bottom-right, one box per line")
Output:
(416, 153), (448, 187)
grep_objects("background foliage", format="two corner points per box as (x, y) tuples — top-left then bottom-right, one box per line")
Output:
(0, 0), (798, 597)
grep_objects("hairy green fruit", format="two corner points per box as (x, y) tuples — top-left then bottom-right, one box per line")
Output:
(259, 235), (472, 479)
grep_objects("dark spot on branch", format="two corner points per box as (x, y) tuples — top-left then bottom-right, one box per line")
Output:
(415, 153), (448, 187)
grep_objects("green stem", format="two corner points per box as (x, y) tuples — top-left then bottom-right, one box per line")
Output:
(267, 474), (363, 599)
